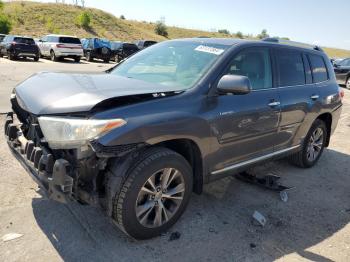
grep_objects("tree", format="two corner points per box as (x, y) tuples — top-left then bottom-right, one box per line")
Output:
(218, 29), (230, 34)
(120, 15), (125, 20)
(75, 11), (91, 29)
(236, 31), (243, 39)
(0, 15), (12, 34)
(154, 21), (168, 37)
(0, 1), (12, 34)
(257, 29), (269, 39)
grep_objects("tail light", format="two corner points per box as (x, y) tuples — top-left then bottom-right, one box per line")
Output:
(339, 88), (344, 101)
(56, 44), (66, 48)
(11, 41), (17, 46)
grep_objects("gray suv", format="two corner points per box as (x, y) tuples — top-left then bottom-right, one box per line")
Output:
(5, 38), (343, 239)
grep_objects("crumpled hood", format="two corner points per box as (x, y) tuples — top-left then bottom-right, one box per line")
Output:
(15, 72), (183, 115)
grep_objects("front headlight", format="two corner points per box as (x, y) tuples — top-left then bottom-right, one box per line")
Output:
(38, 116), (126, 149)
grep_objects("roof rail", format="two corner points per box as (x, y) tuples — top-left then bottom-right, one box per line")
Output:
(262, 37), (324, 52)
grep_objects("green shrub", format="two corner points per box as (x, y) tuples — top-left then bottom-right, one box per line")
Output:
(218, 29), (230, 34)
(46, 17), (59, 33)
(76, 11), (91, 29)
(236, 31), (243, 39)
(257, 29), (269, 39)
(120, 15), (125, 20)
(0, 14), (12, 34)
(154, 21), (168, 37)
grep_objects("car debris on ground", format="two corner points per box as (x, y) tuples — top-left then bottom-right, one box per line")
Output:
(2, 233), (24, 242)
(252, 211), (267, 227)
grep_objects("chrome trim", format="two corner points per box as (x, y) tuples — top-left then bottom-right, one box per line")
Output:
(211, 145), (300, 175)
(310, 95), (320, 100)
(251, 79), (330, 92)
(268, 101), (281, 107)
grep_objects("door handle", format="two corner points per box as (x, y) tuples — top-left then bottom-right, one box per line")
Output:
(268, 101), (280, 107)
(310, 95), (319, 100)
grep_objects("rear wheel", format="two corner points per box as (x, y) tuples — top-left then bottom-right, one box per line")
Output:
(74, 56), (81, 63)
(33, 56), (39, 62)
(86, 51), (93, 62)
(103, 58), (110, 63)
(110, 147), (193, 239)
(346, 77), (350, 90)
(289, 119), (327, 168)
(50, 50), (58, 62)
(8, 51), (16, 60)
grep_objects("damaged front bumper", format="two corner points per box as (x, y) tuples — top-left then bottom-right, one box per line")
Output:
(5, 112), (74, 203)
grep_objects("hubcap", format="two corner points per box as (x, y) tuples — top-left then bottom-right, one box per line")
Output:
(307, 127), (324, 162)
(346, 79), (350, 89)
(135, 168), (185, 228)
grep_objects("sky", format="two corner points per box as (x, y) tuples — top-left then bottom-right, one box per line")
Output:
(18, 0), (350, 50)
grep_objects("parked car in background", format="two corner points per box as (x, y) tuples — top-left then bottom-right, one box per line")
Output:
(37, 34), (83, 62)
(334, 58), (350, 89)
(332, 58), (344, 66)
(81, 38), (112, 63)
(134, 40), (157, 50)
(110, 41), (123, 62)
(5, 38), (343, 239)
(0, 35), (39, 61)
(0, 34), (6, 43)
(114, 42), (139, 62)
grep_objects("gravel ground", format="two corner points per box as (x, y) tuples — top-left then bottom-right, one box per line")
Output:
(0, 58), (350, 262)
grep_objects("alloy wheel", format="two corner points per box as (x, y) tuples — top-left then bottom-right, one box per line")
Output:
(135, 168), (185, 228)
(306, 127), (324, 162)
(346, 79), (350, 89)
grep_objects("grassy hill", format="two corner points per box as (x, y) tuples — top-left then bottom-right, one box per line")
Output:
(2, 1), (350, 58)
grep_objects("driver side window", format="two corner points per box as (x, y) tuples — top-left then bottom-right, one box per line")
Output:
(225, 48), (272, 90)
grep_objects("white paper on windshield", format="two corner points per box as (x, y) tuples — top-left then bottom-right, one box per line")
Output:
(194, 45), (224, 55)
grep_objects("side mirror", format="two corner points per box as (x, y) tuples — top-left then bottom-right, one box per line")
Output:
(333, 63), (338, 68)
(217, 75), (252, 95)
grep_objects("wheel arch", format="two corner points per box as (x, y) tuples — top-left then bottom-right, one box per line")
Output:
(316, 112), (332, 147)
(154, 138), (204, 194)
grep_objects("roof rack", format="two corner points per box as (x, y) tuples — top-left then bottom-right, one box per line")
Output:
(262, 37), (324, 52)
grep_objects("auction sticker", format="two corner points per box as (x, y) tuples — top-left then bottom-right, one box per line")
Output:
(195, 45), (225, 55)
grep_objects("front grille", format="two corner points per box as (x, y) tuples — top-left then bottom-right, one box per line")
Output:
(89, 140), (146, 157)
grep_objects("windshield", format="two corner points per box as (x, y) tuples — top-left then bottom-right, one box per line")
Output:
(111, 41), (229, 90)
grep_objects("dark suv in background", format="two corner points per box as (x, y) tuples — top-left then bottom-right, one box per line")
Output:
(5, 38), (343, 239)
(333, 58), (350, 89)
(0, 35), (40, 61)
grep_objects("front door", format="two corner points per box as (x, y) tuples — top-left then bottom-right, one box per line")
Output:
(209, 47), (280, 173)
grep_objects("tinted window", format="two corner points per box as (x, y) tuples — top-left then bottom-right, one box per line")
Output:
(59, 37), (81, 44)
(275, 49), (305, 87)
(225, 48), (272, 90)
(14, 37), (35, 45)
(123, 43), (139, 51)
(343, 59), (350, 66)
(0, 35), (5, 42)
(144, 41), (157, 47)
(308, 54), (328, 83)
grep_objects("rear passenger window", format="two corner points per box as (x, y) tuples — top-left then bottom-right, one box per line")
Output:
(308, 54), (328, 83)
(225, 48), (272, 90)
(275, 49), (305, 87)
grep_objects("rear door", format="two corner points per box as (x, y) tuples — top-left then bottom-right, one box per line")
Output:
(273, 48), (321, 150)
(57, 36), (82, 53)
(210, 47), (281, 173)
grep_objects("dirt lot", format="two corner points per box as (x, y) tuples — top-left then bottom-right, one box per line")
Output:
(0, 58), (350, 262)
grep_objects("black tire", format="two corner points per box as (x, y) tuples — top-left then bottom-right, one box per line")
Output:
(50, 50), (58, 62)
(103, 58), (110, 63)
(8, 51), (16, 60)
(74, 57), (81, 63)
(289, 119), (327, 168)
(109, 147), (193, 240)
(346, 77), (350, 90)
(86, 51), (93, 62)
(33, 56), (39, 62)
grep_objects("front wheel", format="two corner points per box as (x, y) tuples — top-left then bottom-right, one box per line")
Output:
(110, 147), (193, 239)
(289, 119), (327, 168)
(74, 56), (81, 63)
(8, 51), (16, 60)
